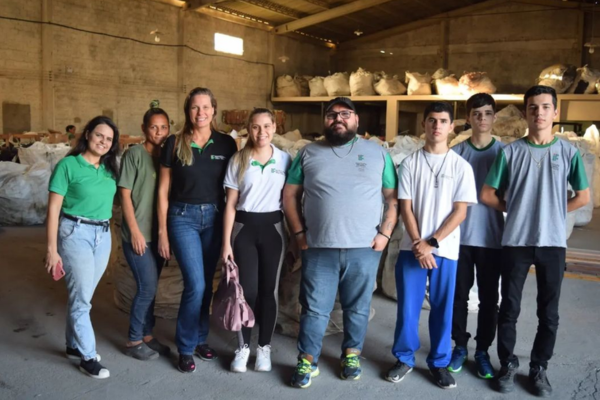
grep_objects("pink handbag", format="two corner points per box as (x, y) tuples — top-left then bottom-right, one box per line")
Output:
(212, 259), (255, 331)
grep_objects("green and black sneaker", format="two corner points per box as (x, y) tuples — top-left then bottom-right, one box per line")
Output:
(340, 354), (361, 380)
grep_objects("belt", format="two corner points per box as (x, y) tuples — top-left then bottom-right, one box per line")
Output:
(63, 214), (110, 231)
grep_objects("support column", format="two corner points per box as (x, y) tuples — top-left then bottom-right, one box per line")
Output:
(41, 0), (55, 130)
(177, 9), (186, 129)
(385, 98), (399, 141)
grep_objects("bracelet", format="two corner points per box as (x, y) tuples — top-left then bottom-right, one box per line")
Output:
(378, 231), (391, 241)
(294, 229), (306, 236)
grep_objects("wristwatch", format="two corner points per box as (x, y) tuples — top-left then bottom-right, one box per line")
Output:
(427, 237), (439, 248)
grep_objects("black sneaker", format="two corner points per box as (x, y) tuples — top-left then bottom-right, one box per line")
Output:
(194, 344), (218, 361)
(79, 358), (110, 379)
(66, 347), (101, 361)
(497, 362), (519, 393)
(124, 342), (159, 361)
(385, 361), (413, 383)
(430, 366), (457, 389)
(178, 354), (196, 373)
(145, 338), (171, 356)
(529, 366), (552, 397)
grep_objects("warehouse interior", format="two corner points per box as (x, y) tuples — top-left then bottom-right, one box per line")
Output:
(1, 0), (600, 399)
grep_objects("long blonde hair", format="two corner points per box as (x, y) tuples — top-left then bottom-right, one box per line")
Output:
(235, 108), (275, 184)
(176, 87), (219, 166)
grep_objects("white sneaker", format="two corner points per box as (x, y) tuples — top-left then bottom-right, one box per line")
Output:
(255, 345), (272, 372)
(230, 345), (250, 373)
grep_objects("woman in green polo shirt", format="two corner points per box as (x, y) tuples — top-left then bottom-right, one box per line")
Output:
(120, 107), (171, 361)
(45, 116), (120, 379)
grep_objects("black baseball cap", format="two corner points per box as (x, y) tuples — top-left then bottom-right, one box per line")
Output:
(325, 97), (356, 113)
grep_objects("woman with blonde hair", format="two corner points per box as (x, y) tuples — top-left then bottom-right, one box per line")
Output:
(221, 108), (291, 373)
(157, 87), (237, 373)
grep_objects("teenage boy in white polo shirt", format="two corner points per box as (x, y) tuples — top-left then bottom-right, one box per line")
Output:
(386, 101), (477, 390)
(481, 85), (589, 397)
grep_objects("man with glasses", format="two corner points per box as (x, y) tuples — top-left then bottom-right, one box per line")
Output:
(284, 97), (398, 388)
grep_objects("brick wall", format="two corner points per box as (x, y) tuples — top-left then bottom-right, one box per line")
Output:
(0, 0), (331, 135)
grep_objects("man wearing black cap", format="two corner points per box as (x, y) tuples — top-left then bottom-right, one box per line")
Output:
(283, 97), (398, 388)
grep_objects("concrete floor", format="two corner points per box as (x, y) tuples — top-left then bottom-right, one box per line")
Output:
(1, 226), (600, 400)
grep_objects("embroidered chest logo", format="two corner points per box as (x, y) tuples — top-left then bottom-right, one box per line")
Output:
(552, 154), (559, 162)
(271, 168), (285, 175)
(358, 155), (364, 161)
(211, 155), (226, 160)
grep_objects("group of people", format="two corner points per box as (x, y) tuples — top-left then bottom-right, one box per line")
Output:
(43, 85), (588, 398)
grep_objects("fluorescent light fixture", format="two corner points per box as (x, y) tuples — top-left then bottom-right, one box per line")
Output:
(214, 33), (244, 55)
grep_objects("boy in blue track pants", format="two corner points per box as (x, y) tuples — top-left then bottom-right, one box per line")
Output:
(385, 101), (477, 389)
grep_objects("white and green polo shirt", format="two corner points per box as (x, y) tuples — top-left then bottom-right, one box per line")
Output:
(485, 137), (589, 248)
(224, 144), (291, 212)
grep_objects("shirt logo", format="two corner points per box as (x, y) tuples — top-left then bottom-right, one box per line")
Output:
(358, 155), (365, 161)
(356, 162), (367, 172)
(271, 168), (285, 175)
(211, 155), (226, 160)
(552, 153), (559, 162)
(440, 173), (454, 180)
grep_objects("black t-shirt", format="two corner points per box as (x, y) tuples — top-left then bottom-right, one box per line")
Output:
(161, 131), (237, 205)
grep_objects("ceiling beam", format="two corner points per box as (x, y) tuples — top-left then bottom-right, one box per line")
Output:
(340, 0), (508, 47)
(508, 0), (580, 9)
(303, 0), (329, 9)
(274, 0), (395, 34)
(238, 0), (305, 19)
(195, 4), (274, 30)
(184, 0), (228, 11)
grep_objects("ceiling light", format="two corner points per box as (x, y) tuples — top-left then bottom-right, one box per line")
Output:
(354, 29), (363, 36)
(150, 30), (161, 43)
(278, 56), (290, 63)
(380, 50), (385, 54)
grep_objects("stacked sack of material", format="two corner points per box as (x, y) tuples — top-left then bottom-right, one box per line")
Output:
(324, 72), (351, 96)
(276, 75), (301, 97)
(308, 76), (328, 97)
(459, 71), (497, 96)
(537, 64), (577, 94)
(0, 161), (52, 225)
(349, 67), (376, 96)
(405, 71), (432, 95)
(374, 72), (407, 95)
(432, 68), (461, 95)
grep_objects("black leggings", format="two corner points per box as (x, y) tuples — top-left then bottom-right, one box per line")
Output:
(232, 211), (285, 347)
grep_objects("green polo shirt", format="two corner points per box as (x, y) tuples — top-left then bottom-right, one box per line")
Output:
(49, 154), (117, 220)
(118, 145), (159, 243)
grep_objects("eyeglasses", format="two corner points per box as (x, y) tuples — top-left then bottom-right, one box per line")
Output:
(325, 110), (355, 120)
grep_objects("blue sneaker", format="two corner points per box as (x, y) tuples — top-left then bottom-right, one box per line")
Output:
(475, 350), (495, 379)
(447, 346), (468, 373)
(340, 354), (361, 380)
(290, 358), (320, 388)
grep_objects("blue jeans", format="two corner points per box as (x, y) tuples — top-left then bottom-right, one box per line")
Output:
(58, 216), (111, 361)
(392, 251), (457, 368)
(297, 247), (382, 363)
(122, 240), (165, 342)
(168, 202), (221, 355)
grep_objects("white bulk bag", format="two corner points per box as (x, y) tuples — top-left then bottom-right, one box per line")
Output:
(349, 68), (376, 96)
(18, 142), (70, 170)
(276, 75), (301, 97)
(405, 71), (432, 95)
(374, 74), (407, 95)
(434, 75), (462, 95)
(568, 65), (600, 94)
(324, 72), (351, 96)
(308, 77), (328, 97)
(537, 64), (577, 94)
(459, 72), (497, 96)
(0, 161), (51, 225)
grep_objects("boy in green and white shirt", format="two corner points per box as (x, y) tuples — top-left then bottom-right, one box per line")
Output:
(481, 85), (590, 397)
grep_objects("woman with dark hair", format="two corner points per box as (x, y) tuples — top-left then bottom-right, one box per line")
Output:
(45, 116), (120, 379)
(120, 108), (171, 361)
(157, 87), (237, 373)
(222, 108), (290, 373)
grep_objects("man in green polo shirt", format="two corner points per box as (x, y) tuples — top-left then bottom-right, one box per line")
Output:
(481, 85), (590, 397)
